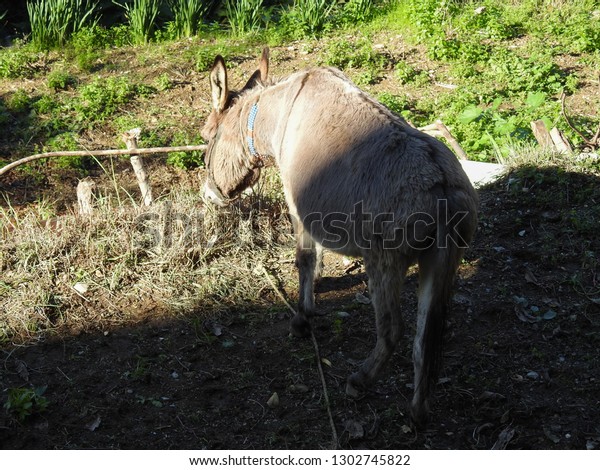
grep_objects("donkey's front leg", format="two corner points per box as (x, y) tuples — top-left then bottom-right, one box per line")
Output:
(290, 228), (320, 338)
(346, 251), (409, 396)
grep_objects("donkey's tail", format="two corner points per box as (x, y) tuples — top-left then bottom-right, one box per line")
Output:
(411, 188), (478, 428)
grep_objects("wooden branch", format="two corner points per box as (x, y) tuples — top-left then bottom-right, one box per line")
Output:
(123, 128), (153, 206)
(420, 120), (469, 160)
(560, 91), (591, 146)
(0, 144), (207, 177)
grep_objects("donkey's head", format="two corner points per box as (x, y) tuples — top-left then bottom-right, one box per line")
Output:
(201, 48), (269, 207)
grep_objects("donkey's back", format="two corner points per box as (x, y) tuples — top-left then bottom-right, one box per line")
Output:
(276, 67), (477, 256)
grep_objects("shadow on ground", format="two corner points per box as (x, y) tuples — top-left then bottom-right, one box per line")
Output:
(1, 166), (599, 449)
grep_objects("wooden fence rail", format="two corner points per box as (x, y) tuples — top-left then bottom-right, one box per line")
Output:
(0, 143), (208, 177)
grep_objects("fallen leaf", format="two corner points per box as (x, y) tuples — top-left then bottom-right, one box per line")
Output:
(515, 307), (540, 323)
(221, 339), (235, 348)
(14, 359), (29, 382)
(526, 371), (540, 380)
(513, 295), (528, 307)
(543, 425), (561, 444)
(344, 420), (365, 440)
(86, 416), (101, 432)
(321, 358), (332, 367)
(204, 320), (223, 337)
(543, 310), (557, 320)
(524, 269), (539, 285)
(288, 383), (309, 393)
(492, 427), (516, 449)
(478, 391), (506, 402)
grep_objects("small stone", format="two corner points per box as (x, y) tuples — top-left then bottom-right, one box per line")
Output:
(73, 282), (88, 294)
(526, 371), (539, 380)
(267, 392), (279, 408)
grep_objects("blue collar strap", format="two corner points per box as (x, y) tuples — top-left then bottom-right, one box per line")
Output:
(246, 103), (260, 159)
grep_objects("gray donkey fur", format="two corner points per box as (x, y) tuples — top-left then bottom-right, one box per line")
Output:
(201, 48), (479, 427)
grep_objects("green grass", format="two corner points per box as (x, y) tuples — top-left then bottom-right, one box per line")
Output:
(225, 0), (265, 36)
(167, 0), (210, 39)
(27, 0), (99, 50)
(113, 0), (160, 45)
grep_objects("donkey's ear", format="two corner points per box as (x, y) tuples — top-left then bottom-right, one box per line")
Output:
(259, 47), (269, 82)
(210, 55), (229, 113)
(241, 47), (270, 91)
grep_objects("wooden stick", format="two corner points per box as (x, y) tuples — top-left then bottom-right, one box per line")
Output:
(549, 127), (573, 154)
(0, 144), (207, 177)
(530, 120), (553, 149)
(420, 120), (469, 160)
(123, 129), (153, 206)
(76, 177), (96, 215)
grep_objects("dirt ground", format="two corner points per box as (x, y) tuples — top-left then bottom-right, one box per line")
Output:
(1, 164), (599, 450)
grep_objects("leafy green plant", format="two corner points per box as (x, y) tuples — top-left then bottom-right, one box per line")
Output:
(167, 132), (205, 169)
(47, 70), (76, 91)
(68, 25), (124, 71)
(168, 0), (209, 38)
(45, 132), (92, 170)
(4, 386), (49, 421)
(225, 0), (264, 36)
(484, 49), (575, 96)
(289, 0), (336, 37)
(155, 73), (173, 91)
(394, 62), (430, 86)
(196, 48), (216, 72)
(377, 92), (413, 121)
(0, 46), (46, 78)
(341, 0), (373, 24)
(323, 37), (387, 71)
(27, 0), (99, 50)
(113, 0), (160, 45)
(7, 90), (32, 114)
(75, 76), (137, 123)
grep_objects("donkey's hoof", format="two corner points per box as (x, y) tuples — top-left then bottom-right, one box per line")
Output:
(290, 315), (311, 338)
(409, 403), (430, 430)
(346, 372), (366, 398)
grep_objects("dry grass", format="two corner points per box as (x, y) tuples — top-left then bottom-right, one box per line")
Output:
(0, 168), (294, 344)
(2, 148), (597, 345)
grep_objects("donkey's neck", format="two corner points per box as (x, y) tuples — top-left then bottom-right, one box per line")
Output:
(240, 70), (312, 167)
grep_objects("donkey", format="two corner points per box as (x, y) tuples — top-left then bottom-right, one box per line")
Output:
(201, 48), (479, 427)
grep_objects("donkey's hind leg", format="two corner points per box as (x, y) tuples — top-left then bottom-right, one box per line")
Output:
(346, 251), (409, 396)
(290, 225), (320, 338)
(410, 245), (463, 428)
